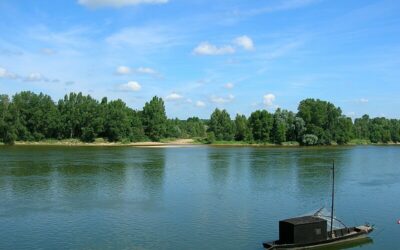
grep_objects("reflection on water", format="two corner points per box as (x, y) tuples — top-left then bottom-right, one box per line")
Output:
(0, 145), (400, 249)
(313, 237), (373, 250)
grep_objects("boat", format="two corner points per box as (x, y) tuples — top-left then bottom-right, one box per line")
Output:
(262, 161), (374, 249)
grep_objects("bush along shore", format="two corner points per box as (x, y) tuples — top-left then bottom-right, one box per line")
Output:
(1, 91), (400, 146)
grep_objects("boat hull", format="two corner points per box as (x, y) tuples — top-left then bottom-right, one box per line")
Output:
(263, 225), (373, 249)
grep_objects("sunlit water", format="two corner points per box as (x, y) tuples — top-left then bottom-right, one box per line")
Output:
(0, 145), (399, 249)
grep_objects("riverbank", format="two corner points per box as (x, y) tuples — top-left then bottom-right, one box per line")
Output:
(8, 138), (201, 147)
(1, 138), (398, 147)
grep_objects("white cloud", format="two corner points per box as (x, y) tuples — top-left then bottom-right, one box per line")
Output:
(116, 66), (158, 76)
(116, 66), (131, 75)
(0, 67), (18, 79)
(119, 81), (141, 91)
(78, 0), (168, 8)
(210, 94), (235, 104)
(224, 82), (234, 89)
(0, 67), (8, 78)
(196, 101), (206, 107)
(137, 67), (157, 75)
(263, 94), (276, 107)
(234, 35), (254, 50)
(0, 67), (60, 82)
(359, 98), (369, 103)
(193, 42), (235, 56)
(26, 73), (45, 82)
(165, 93), (183, 101)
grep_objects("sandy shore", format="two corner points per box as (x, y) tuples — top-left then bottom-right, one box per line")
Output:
(4, 139), (399, 148)
(12, 139), (202, 148)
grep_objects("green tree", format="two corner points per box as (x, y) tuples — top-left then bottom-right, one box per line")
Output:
(104, 99), (133, 142)
(208, 108), (235, 141)
(11, 91), (60, 141)
(58, 93), (103, 141)
(334, 116), (354, 144)
(181, 117), (206, 138)
(287, 117), (306, 142)
(142, 96), (167, 141)
(271, 109), (288, 144)
(130, 110), (145, 142)
(0, 95), (17, 145)
(354, 115), (370, 140)
(297, 98), (343, 144)
(390, 119), (400, 142)
(234, 114), (252, 141)
(302, 134), (318, 146)
(166, 118), (182, 138)
(248, 110), (273, 142)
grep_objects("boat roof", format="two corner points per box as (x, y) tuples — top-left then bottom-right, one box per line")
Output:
(280, 216), (326, 225)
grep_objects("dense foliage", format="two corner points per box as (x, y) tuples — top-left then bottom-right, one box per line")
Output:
(206, 98), (400, 145)
(0, 91), (205, 145)
(0, 92), (399, 146)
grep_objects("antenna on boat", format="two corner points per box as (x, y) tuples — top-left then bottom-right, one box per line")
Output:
(331, 160), (335, 237)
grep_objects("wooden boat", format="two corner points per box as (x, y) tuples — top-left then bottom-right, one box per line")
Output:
(263, 224), (373, 249)
(262, 161), (374, 249)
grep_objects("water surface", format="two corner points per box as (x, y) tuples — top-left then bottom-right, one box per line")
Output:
(0, 145), (399, 249)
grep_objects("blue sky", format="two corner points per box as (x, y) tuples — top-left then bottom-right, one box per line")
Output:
(0, 0), (399, 119)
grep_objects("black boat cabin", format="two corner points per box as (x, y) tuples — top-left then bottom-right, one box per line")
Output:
(279, 216), (327, 244)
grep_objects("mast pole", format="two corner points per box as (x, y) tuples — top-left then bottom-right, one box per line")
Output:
(330, 160), (335, 238)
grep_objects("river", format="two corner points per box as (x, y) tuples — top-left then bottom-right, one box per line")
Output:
(0, 145), (399, 249)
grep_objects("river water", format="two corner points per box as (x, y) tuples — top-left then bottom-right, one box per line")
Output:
(0, 145), (399, 249)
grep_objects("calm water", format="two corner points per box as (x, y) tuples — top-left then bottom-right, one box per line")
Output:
(0, 145), (399, 250)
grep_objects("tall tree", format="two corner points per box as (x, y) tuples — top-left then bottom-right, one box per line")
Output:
(58, 93), (103, 141)
(11, 91), (60, 141)
(271, 108), (288, 144)
(248, 110), (273, 142)
(142, 96), (167, 141)
(104, 99), (137, 142)
(297, 98), (343, 144)
(354, 115), (370, 140)
(234, 114), (252, 141)
(182, 117), (206, 138)
(0, 95), (17, 145)
(208, 108), (235, 141)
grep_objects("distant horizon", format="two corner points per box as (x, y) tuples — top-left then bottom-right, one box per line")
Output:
(1, 0), (399, 119)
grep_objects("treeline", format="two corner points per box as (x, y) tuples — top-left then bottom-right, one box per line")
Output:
(206, 99), (400, 145)
(0, 91), (205, 145)
(1, 91), (399, 145)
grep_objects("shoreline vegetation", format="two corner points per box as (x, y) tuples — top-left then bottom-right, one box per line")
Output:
(1, 138), (399, 148)
(1, 91), (400, 146)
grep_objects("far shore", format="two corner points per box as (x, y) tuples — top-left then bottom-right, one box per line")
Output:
(10, 139), (201, 148)
(1, 139), (399, 148)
